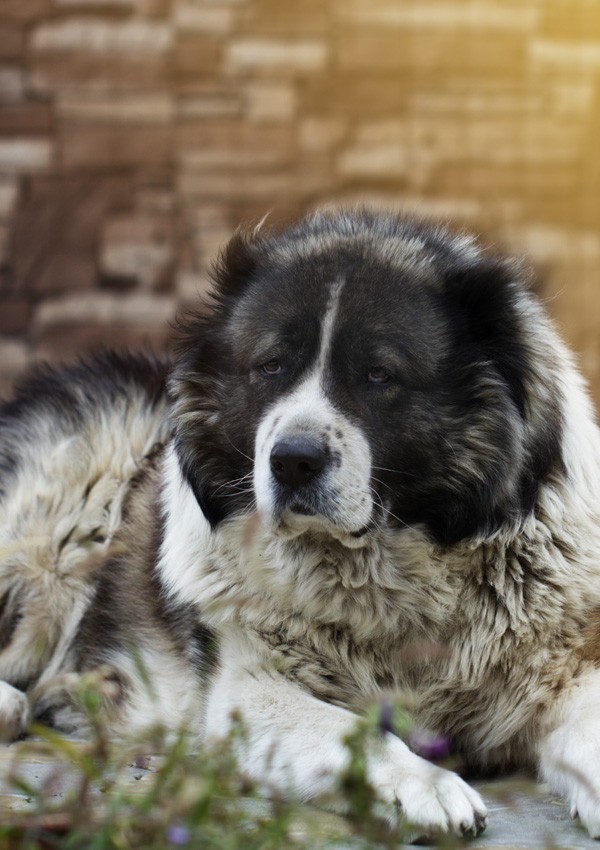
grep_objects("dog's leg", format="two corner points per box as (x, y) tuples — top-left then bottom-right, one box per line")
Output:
(205, 633), (487, 838)
(539, 668), (600, 839)
(0, 681), (30, 741)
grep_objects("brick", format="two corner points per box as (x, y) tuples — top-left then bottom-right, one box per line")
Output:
(0, 67), (25, 103)
(0, 176), (19, 220)
(100, 214), (175, 289)
(336, 30), (525, 75)
(238, 0), (329, 35)
(530, 39), (600, 70)
(0, 139), (53, 171)
(54, 0), (136, 7)
(181, 205), (232, 267)
(177, 163), (334, 202)
(0, 337), (32, 399)
(349, 118), (583, 167)
(0, 0), (51, 21)
(176, 120), (294, 167)
(174, 3), (235, 33)
(0, 223), (8, 267)
(298, 117), (348, 153)
(0, 25), (25, 62)
(11, 175), (133, 294)
(226, 39), (328, 74)
(34, 323), (174, 363)
(59, 124), (172, 168)
(177, 89), (240, 118)
(176, 269), (213, 303)
(31, 19), (173, 54)
(316, 191), (484, 225)
(31, 292), (178, 360)
(336, 2), (539, 32)
(0, 295), (31, 333)
(301, 75), (411, 117)
(171, 34), (222, 81)
(0, 103), (53, 136)
(498, 226), (600, 265)
(541, 5), (600, 40)
(244, 82), (296, 122)
(31, 53), (169, 94)
(57, 94), (174, 124)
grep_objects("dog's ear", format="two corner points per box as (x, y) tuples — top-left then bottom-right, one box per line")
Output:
(438, 254), (564, 539)
(210, 227), (260, 301)
(443, 255), (534, 417)
(176, 449), (230, 530)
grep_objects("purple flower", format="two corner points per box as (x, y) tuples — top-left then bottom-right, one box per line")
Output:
(409, 727), (452, 760)
(166, 824), (190, 845)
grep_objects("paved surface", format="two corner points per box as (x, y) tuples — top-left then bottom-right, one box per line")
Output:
(0, 742), (598, 848)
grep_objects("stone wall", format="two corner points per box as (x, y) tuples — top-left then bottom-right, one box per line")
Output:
(2, 0), (600, 402)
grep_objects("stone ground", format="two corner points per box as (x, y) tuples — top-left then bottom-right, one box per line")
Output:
(0, 742), (598, 849)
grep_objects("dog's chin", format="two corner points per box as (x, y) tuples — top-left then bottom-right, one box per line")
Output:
(266, 506), (373, 549)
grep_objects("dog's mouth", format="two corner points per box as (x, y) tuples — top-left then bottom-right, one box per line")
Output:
(287, 501), (316, 517)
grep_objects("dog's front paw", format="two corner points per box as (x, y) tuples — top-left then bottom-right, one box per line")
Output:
(568, 784), (600, 840)
(372, 748), (487, 839)
(540, 718), (600, 839)
(0, 681), (30, 742)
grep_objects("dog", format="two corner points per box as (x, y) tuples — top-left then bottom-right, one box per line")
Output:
(1, 208), (600, 839)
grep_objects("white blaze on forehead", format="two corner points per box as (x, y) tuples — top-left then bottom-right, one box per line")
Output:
(315, 278), (345, 378)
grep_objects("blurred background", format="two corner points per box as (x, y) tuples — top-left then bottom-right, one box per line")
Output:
(1, 0), (600, 403)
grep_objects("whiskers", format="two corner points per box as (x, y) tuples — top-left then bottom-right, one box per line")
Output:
(371, 488), (416, 533)
(212, 470), (255, 502)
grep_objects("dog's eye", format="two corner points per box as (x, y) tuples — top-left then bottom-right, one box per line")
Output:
(368, 367), (390, 384)
(261, 359), (281, 375)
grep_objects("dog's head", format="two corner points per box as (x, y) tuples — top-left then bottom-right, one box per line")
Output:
(170, 210), (563, 546)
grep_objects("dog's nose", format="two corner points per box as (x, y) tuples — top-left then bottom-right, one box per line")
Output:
(270, 437), (327, 489)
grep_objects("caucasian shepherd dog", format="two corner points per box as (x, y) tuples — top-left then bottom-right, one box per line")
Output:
(1, 209), (600, 839)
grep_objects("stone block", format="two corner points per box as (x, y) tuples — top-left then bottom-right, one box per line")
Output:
(31, 18), (173, 54)
(176, 120), (294, 167)
(171, 35), (222, 82)
(530, 39), (600, 71)
(299, 118), (348, 153)
(56, 94), (174, 124)
(31, 292), (177, 360)
(0, 295), (30, 333)
(301, 75), (411, 117)
(335, 2), (539, 32)
(0, 224), (8, 267)
(177, 89), (240, 118)
(30, 53), (169, 94)
(0, 0), (51, 22)
(244, 82), (296, 122)
(177, 163), (334, 202)
(54, 0), (136, 7)
(176, 269), (214, 303)
(0, 176), (19, 221)
(100, 214), (175, 289)
(238, 0), (329, 36)
(174, 3), (235, 33)
(0, 103), (53, 136)
(0, 337), (32, 400)
(0, 25), (25, 62)
(226, 39), (327, 74)
(348, 118), (583, 167)
(336, 30), (525, 75)
(0, 67), (25, 103)
(0, 139), (53, 171)
(59, 124), (172, 168)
